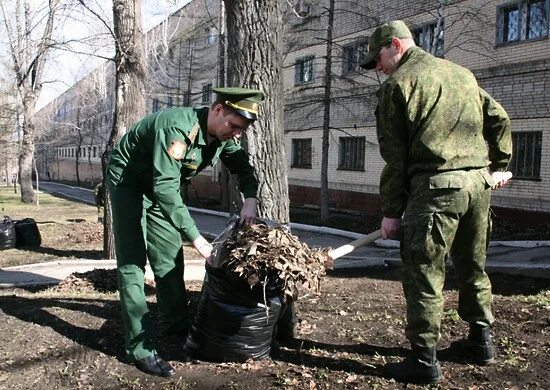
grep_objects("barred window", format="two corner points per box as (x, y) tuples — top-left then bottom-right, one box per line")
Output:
(342, 39), (368, 74)
(338, 136), (365, 171)
(167, 96), (173, 108)
(291, 138), (312, 169)
(202, 83), (212, 103)
(509, 131), (542, 180)
(152, 99), (160, 112)
(497, 0), (549, 44)
(294, 56), (314, 85)
(412, 21), (445, 57)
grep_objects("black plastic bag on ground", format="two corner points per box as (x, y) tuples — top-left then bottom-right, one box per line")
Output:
(0, 217), (16, 250)
(185, 264), (283, 362)
(14, 218), (41, 247)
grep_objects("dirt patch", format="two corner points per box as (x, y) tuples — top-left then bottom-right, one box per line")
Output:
(0, 268), (548, 389)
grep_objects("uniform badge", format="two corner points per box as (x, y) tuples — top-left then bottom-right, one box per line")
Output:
(168, 140), (186, 160)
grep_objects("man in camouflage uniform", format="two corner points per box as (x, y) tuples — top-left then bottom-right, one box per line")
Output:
(107, 87), (263, 377)
(360, 21), (512, 384)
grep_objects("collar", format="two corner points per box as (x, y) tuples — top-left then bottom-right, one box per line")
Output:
(396, 46), (418, 70)
(195, 107), (209, 147)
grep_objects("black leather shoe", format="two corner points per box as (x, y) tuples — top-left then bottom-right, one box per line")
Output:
(134, 352), (175, 377)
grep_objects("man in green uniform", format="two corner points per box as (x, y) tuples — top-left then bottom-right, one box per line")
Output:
(107, 87), (263, 377)
(361, 21), (513, 384)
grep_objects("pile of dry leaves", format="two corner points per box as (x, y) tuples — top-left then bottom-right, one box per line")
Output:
(221, 224), (330, 299)
(51, 268), (155, 294)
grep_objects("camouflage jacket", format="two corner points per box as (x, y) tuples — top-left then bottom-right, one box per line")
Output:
(107, 107), (257, 241)
(376, 46), (512, 218)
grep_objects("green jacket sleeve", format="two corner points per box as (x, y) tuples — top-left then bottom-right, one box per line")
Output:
(479, 87), (512, 172)
(220, 139), (258, 199)
(376, 82), (410, 218)
(152, 126), (200, 242)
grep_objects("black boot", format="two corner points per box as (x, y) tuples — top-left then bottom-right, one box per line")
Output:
(468, 324), (495, 365)
(134, 351), (175, 377)
(384, 346), (442, 384)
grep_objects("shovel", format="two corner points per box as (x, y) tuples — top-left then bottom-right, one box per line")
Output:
(324, 229), (383, 270)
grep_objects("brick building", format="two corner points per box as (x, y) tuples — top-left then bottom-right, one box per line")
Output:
(35, 0), (549, 218)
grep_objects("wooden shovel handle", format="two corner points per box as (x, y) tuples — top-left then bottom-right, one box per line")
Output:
(327, 229), (382, 261)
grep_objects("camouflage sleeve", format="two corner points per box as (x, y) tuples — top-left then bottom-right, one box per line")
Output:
(152, 126), (200, 242)
(376, 82), (410, 218)
(220, 139), (258, 199)
(479, 87), (512, 171)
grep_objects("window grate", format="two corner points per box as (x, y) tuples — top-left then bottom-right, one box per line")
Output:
(338, 136), (365, 171)
(509, 131), (542, 179)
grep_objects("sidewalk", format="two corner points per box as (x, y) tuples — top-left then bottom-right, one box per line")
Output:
(1, 182), (549, 287)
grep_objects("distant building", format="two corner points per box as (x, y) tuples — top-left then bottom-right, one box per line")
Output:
(35, 0), (550, 218)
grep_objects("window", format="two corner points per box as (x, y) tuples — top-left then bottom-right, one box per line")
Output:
(291, 138), (312, 168)
(202, 83), (212, 103)
(342, 40), (368, 74)
(183, 90), (191, 106)
(152, 99), (160, 112)
(205, 27), (217, 46)
(338, 136), (365, 171)
(412, 21), (444, 57)
(497, 1), (549, 44)
(294, 56), (314, 85)
(167, 96), (173, 108)
(93, 146), (97, 158)
(509, 131), (542, 180)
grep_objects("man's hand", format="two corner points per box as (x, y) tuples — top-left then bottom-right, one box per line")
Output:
(192, 235), (213, 264)
(381, 217), (401, 240)
(240, 197), (257, 226)
(490, 171), (512, 189)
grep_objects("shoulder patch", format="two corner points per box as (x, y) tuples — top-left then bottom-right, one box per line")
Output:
(167, 140), (187, 160)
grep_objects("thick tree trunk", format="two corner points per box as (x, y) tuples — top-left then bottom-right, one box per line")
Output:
(103, 0), (147, 259)
(224, 0), (289, 223)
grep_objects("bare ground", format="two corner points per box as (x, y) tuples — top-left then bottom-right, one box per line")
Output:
(0, 269), (549, 389)
(1, 186), (549, 389)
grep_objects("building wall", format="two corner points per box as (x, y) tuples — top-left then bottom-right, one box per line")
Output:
(35, 0), (550, 217)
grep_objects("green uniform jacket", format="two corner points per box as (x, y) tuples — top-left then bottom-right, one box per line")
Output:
(376, 46), (512, 218)
(107, 107), (257, 241)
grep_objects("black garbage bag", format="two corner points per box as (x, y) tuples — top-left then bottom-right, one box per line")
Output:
(185, 264), (283, 362)
(0, 217), (16, 250)
(14, 218), (41, 247)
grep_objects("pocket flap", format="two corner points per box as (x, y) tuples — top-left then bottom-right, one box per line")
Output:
(429, 173), (464, 189)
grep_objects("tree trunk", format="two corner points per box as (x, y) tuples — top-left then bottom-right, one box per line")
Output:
(224, 0), (289, 223)
(102, 0), (147, 259)
(19, 102), (35, 203)
(320, 0), (335, 223)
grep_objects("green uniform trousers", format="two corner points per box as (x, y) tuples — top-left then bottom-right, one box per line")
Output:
(400, 169), (494, 348)
(109, 183), (189, 360)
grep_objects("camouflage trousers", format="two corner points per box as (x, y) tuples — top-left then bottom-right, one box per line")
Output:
(400, 169), (495, 348)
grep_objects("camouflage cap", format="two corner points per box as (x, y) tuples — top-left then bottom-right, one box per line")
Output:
(212, 87), (265, 121)
(360, 20), (413, 70)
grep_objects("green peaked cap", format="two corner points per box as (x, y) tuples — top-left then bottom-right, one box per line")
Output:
(212, 87), (265, 121)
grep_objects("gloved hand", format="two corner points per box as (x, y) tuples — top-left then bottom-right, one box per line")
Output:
(192, 235), (213, 264)
(490, 171), (512, 189)
(239, 197), (257, 226)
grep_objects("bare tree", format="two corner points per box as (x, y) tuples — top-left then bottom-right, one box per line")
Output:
(224, 0), (289, 223)
(0, 0), (63, 203)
